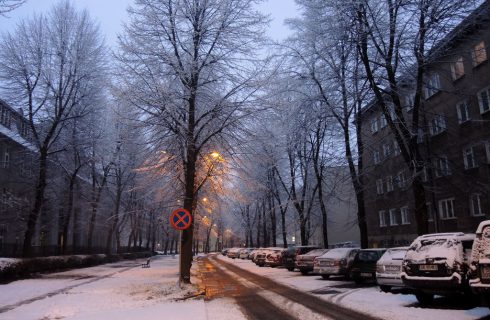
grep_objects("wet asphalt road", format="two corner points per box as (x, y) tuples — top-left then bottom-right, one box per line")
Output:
(198, 254), (381, 320)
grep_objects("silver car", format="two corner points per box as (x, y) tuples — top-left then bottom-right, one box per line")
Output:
(376, 247), (408, 292)
(314, 247), (360, 279)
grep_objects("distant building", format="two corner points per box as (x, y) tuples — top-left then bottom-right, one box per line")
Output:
(360, 3), (490, 247)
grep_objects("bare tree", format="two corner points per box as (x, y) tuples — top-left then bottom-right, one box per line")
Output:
(0, 0), (106, 256)
(0, 0), (25, 16)
(116, 0), (268, 283)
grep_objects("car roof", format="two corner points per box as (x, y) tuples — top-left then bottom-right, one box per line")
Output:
(476, 220), (490, 234)
(415, 232), (475, 242)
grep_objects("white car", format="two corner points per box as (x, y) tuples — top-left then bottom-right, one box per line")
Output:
(314, 247), (360, 279)
(376, 247), (409, 292)
(469, 220), (490, 306)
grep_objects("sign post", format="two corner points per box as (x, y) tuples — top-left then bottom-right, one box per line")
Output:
(170, 208), (193, 283)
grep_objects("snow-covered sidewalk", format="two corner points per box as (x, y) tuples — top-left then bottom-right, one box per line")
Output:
(217, 254), (490, 320)
(0, 255), (244, 320)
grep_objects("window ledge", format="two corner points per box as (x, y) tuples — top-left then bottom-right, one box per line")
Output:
(439, 217), (457, 220)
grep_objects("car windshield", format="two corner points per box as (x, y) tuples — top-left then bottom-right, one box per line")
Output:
(305, 249), (327, 256)
(410, 238), (456, 253)
(357, 251), (380, 262)
(383, 248), (407, 260)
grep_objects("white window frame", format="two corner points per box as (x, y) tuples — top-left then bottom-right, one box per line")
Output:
(477, 87), (490, 114)
(379, 210), (387, 227)
(463, 146), (477, 170)
(439, 198), (456, 220)
(3, 148), (9, 169)
(401, 206), (410, 225)
(393, 140), (401, 156)
(389, 208), (398, 226)
(470, 193), (484, 217)
(456, 100), (470, 124)
(435, 156), (451, 177)
(371, 117), (379, 134)
(430, 114), (447, 135)
(472, 41), (487, 66)
(386, 176), (394, 192)
(397, 170), (407, 188)
(450, 56), (465, 80)
(427, 202), (434, 221)
(376, 179), (384, 195)
(424, 73), (441, 99)
(383, 143), (391, 158)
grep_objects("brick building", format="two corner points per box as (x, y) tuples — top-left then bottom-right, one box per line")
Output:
(361, 4), (490, 247)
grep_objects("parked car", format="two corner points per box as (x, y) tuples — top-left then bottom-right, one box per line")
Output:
(314, 247), (360, 279)
(350, 248), (386, 284)
(376, 247), (409, 292)
(266, 248), (288, 267)
(255, 247), (283, 267)
(250, 248), (263, 262)
(282, 246), (320, 271)
(239, 248), (254, 259)
(296, 249), (329, 275)
(221, 248), (229, 256)
(401, 232), (475, 305)
(469, 220), (490, 306)
(227, 247), (242, 259)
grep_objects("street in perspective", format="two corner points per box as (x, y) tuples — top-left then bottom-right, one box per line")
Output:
(0, 0), (490, 319)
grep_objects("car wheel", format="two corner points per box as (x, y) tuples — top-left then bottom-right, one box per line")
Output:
(379, 285), (391, 293)
(287, 267), (295, 272)
(415, 292), (434, 305)
(354, 277), (363, 285)
(300, 270), (309, 275)
(321, 275), (330, 280)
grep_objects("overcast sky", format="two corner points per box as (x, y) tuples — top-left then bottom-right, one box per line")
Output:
(0, 0), (299, 48)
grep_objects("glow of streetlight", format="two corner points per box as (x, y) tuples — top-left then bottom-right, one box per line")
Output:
(203, 197), (208, 202)
(210, 151), (221, 159)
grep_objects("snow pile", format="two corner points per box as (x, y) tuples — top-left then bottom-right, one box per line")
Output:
(0, 258), (21, 272)
(471, 223), (490, 267)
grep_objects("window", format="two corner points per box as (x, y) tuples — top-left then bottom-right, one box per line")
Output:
(422, 165), (428, 182)
(417, 128), (425, 144)
(401, 206), (410, 225)
(397, 170), (407, 188)
(435, 156), (451, 177)
(1, 188), (7, 206)
(450, 56), (465, 80)
(383, 143), (392, 158)
(430, 114), (446, 135)
(472, 41), (487, 66)
(424, 73), (441, 99)
(20, 121), (29, 139)
(470, 194), (484, 216)
(439, 198), (456, 219)
(405, 92), (415, 111)
(3, 149), (9, 169)
(376, 179), (384, 195)
(456, 101), (470, 123)
(379, 210), (387, 227)
(389, 209), (398, 226)
(427, 203), (434, 221)
(386, 176), (394, 192)
(463, 146), (477, 169)
(477, 87), (490, 114)
(371, 117), (378, 134)
(393, 140), (401, 156)
(380, 114), (387, 128)
(0, 107), (10, 128)
(373, 151), (381, 165)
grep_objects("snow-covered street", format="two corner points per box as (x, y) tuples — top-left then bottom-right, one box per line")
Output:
(0, 255), (243, 320)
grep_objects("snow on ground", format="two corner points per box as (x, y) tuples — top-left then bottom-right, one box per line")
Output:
(218, 254), (490, 320)
(0, 255), (245, 320)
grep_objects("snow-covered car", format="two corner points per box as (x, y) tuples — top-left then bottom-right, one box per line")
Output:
(295, 249), (329, 275)
(469, 220), (490, 305)
(255, 247), (283, 267)
(401, 232), (475, 305)
(376, 247), (409, 292)
(221, 248), (229, 256)
(350, 248), (386, 284)
(265, 248), (288, 267)
(314, 247), (360, 279)
(227, 247), (242, 259)
(282, 246), (319, 271)
(239, 248), (254, 259)
(250, 248), (263, 261)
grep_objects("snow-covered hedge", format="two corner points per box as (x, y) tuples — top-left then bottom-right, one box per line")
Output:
(0, 251), (151, 283)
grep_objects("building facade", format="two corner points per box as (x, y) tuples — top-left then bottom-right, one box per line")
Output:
(361, 4), (490, 247)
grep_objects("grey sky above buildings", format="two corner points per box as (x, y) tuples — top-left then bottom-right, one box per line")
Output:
(0, 0), (298, 48)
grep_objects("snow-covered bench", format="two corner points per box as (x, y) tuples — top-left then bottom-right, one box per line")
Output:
(141, 258), (151, 268)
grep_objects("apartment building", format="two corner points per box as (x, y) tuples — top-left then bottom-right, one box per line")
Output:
(361, 4), (490, 247)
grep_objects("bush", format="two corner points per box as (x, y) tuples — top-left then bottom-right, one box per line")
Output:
(0, 251), (152, 283)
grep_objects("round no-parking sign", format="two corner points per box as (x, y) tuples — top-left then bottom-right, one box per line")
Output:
(170, 208), (192, 230)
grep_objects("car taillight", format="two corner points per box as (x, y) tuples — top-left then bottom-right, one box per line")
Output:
(314, 258), (319, 267)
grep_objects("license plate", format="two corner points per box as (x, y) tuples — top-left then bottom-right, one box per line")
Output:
(386, 265), (400, 272)
(419, 264), (438, 271)
(361, 272), (372, 277)
(481, 266), (490, 279)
